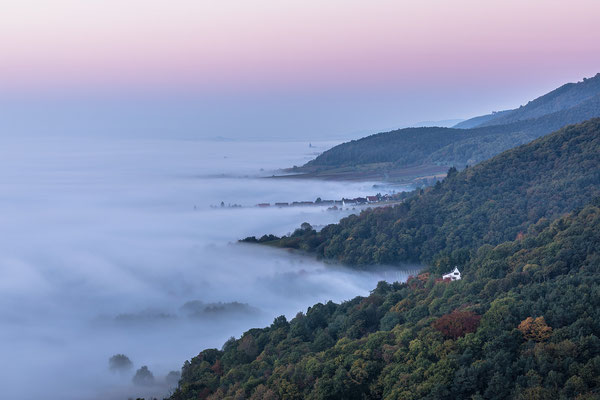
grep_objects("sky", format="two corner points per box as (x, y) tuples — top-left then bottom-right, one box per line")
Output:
(1, 0), (600, 139)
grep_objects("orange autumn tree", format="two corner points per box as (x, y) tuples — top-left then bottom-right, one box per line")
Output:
(518, 316), (552, 342)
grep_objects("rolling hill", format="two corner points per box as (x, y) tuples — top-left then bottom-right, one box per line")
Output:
(172, 137), (600, 399)
(252, 119), (600, 267)
(168, 96), (600, 400)
(475, 72), (600, 127)
(288, 74), (600, 182)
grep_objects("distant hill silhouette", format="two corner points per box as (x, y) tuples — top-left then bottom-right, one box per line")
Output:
(290, 74), (600, 179)
(457, 72), (600, 128)
(174, 121), (600, 400)
(256, 118), (600, 266)
(453, 110), (512, 129)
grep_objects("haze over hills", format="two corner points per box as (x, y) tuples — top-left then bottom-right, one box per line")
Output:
(252, 119), (600, 266)
(456, 72), (600, 128)
(6, 0), (600, 398)
(288, 74), (600, 182)
(172, 120), (600, 400)
(168, 77), (600, 400)
(409, 119), (465, 128)
(452, 110), (513, 129)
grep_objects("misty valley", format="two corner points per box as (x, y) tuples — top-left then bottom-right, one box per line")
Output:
(4, 2), (600, 398)
(0, 138), (418, 399)
(168, 80), (600, 400)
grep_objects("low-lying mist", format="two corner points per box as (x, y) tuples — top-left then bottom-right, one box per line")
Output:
(0, 137), (418, 399)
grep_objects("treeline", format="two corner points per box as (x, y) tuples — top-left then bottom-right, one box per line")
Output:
(171, 198), (600, 399)
(248, 119), (600, 268)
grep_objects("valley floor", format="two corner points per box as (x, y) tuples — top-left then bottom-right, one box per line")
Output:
(273, 162), (449, 183)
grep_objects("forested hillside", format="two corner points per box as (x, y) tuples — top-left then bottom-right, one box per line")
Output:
(170, 114), (600, 400)
(172, 198), (600, 399)
(252, 119), (600, 267)
(430, 94), (600, 166)
(292, 74), (600, 177)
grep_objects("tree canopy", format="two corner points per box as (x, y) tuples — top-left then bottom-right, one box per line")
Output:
(251, 119), (600, 269)
(172, 199), (600, 399)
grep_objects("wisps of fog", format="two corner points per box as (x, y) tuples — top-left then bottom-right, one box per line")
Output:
(0, 138), (418, 399)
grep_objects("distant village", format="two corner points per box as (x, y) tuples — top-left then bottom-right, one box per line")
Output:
(210, 192), (408, 210)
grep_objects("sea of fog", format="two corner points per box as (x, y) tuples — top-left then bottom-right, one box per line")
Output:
(0, 138), (420, 399)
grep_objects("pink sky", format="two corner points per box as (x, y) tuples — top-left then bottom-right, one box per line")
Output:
(1, 0), (599, 92)
(1, 0), (600, 138)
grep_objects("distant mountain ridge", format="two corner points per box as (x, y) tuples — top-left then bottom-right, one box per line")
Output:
(289, 73), (600, 181)
(452, 110), (511, 129)
(256, 119), (600, 266)
(430, 93), (600, 165)
(172, 77), (600, 400)
(173, 120), (600, 400)
(457, 73), (600, 128)
(298, 87), (600, 172)
(409, 118), (465, 128)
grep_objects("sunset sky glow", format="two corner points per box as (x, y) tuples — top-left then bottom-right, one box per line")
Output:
(2, 0), (600, 137)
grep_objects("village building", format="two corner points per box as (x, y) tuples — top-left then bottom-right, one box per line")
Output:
(442, 267), (461, 281)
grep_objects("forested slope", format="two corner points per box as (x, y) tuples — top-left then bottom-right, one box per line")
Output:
(168, 84), (600, 400)
(172, 198), (600, 399)
(430, 93), (600, 166)
(251, 119), (600, 266)
(301, 94), (600, 170)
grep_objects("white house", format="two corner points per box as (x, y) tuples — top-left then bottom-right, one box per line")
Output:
(442, 267), (461, 281)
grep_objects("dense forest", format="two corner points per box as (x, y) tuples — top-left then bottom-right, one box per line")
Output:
(247, 119), (600, 267)
(172, 197), (600, 399)
(294, 74), (600, 173)
(168, 119), (600, 399)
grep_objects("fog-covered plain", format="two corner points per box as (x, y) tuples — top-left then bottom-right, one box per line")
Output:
(0, 138), (418, 399)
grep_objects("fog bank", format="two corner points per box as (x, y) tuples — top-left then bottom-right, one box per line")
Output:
(0, 138), (418, 399)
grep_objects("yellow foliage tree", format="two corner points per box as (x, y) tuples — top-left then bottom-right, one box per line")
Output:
(518, 316), (552, 342)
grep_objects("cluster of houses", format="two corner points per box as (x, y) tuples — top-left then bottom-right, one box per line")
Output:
(256, 194), (395, 208)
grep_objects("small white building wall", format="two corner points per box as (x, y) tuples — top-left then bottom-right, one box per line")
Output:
(442, 267), (461, 281)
